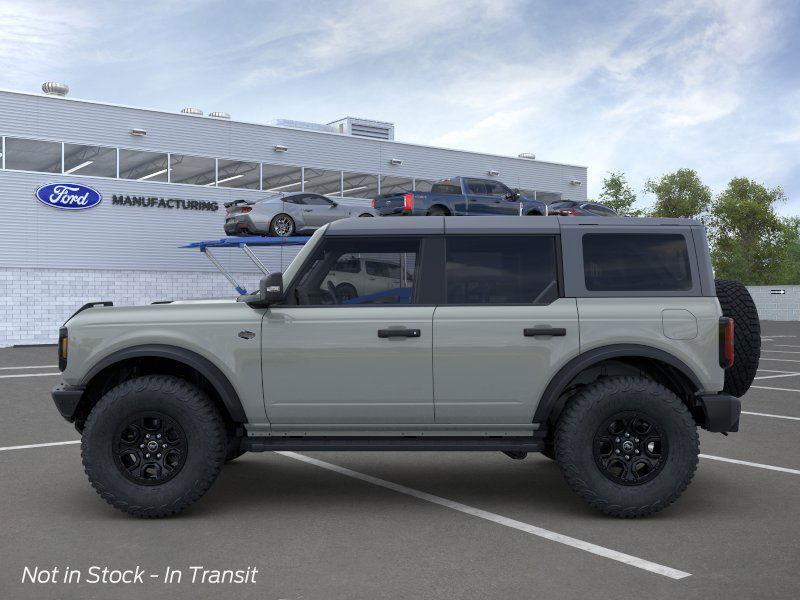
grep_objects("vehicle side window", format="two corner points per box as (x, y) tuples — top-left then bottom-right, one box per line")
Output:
(485, 181), (511, 197)
(465, 179), (489, 195)
(293, 237), (419, 305)
(304, 194), (333, 206)
(285, 195), (306, 205)
(430, 181), (461, 195)
(445, 236), (559, 304)
(586, 204), (616, 215)
(582, 233), (692, 291)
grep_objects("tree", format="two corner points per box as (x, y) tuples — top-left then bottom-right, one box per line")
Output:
(598, 171), (642, 216)
(645, 168), (711, 219)
(709, 177), (795, 285)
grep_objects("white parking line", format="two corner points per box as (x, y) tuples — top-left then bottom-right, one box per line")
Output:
(277, 451), (691, 580)
(770, 344), (800, 349)
(0, 372), (61, 379)
(758, 357), (800, 364)
(753, 372), (800, 380)
(0, 440), (80, 452)
(762, 335), (797, 338)
(751, 385), (800, 393)
(700, 454), (800, 475)
(762, 350), (800, 355)
(0, 365), (59, 370)
(742, 411), (800, 421)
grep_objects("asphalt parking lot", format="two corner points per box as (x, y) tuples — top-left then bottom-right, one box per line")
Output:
(1, 322), (799, 600)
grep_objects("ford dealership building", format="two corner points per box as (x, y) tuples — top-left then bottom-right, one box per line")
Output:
(0, 86), (587, 346)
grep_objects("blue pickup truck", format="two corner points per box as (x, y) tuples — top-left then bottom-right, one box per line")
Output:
(371, 177), (547, 217)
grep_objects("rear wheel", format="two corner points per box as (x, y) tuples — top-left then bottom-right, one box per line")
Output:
(715, 278), (760, 397)
(269, 214), (295, 237)
(81, 375), (226, 518)
(555, 376), (698, 518)
(426, 206), (449, 216)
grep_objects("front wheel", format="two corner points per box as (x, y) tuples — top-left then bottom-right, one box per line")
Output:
(555, 376), (698, 518)
(81, 375), (227, 518)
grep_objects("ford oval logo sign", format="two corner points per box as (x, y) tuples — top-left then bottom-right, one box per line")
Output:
(35, 183), (102, 210)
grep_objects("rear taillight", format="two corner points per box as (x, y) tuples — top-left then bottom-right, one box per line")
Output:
(58, 327), (68, 371)
(240, 207), (252, 213)
(371, 198), (376, 209)
(719, 317), (734, 368)
(558, 209), (579, 216)
(403, 193), (414, 212)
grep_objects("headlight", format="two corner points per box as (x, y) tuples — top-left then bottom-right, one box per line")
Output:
(58, 327), (68, 371)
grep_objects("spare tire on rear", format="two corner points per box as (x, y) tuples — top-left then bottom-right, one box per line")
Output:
(715, 279), (760, 397)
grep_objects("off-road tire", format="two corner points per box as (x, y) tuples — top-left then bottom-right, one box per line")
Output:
(555, 376), (699, 518)
(81, 375), (226, 518)
(715, 278), (760, 397)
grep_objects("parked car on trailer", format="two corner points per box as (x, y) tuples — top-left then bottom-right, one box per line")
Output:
(372, 176), (547, 217)
(224, 191), (377, 237)
(548, 200), (617, 216)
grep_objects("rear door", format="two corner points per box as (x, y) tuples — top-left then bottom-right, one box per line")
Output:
(261, 235), (436, 426)
(433, 234), (579, 424)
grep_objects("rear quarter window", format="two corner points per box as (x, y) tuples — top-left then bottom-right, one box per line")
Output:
(583, 233), (692, 291)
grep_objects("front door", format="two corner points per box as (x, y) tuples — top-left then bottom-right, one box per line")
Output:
(464, 179), (519, 215)
(433, 234), (580, 423)
(300, 194), (346, 228)
(261, 235), (434, 426)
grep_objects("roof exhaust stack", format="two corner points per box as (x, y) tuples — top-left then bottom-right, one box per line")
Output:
(180, 107), (203, 116)
(42, 82), (69, 97)
(209, 111), (230, 119)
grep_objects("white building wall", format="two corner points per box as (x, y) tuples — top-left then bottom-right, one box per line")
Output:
(0, 268), (266, 346)
(746, 286), (800, 321)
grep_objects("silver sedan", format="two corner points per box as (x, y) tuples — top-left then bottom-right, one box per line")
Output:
(224, 192), (378, 236)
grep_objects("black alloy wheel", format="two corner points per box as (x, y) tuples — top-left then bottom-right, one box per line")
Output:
(593, 412), (667, 485)
(113, 412), (187, 485)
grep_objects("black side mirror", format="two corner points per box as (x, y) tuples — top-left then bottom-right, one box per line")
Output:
(330, 201), (338, 208)
(242, 272), (283, 307)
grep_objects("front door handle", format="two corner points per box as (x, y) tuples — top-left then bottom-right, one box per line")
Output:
(303, 208), (313, 212)
(378, 328), (421, 338)
(524, 327), (566, 337)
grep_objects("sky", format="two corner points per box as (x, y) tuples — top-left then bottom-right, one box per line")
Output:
(1, 0), (799, 213)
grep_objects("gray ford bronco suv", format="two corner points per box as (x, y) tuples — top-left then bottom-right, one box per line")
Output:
(52, 216), (760, 518)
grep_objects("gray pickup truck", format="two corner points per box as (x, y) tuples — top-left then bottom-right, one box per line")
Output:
(52, 216), (759, 518)
(372, 177), (547, 217)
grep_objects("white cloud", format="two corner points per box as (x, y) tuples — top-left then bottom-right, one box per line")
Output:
(0, 1), (90, 83)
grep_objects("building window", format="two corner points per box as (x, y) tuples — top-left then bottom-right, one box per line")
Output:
(170, 154), (216, 186)
(119, 149), (169, 182)
(262, 163), (302, 193)
(341, 171), (379, 198)
(304, 168), (342, 196)
(379, 175), (413, 195)
(4, 138), (61, 173)
(63, 144), (117, 177)
(217, 159), (260, 189)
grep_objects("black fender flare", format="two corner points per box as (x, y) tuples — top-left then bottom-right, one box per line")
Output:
(80, 344), (247, 423)
(532, 344), (702, 424)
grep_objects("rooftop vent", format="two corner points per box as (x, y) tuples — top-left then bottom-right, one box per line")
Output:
(42, 82), (69, 96)
(269, 119), (337, 134)
(518, 152), (536, 160)
(209, 111), (230, 119)
(180, 107), (203, 116)
(329, 117), (394, 141)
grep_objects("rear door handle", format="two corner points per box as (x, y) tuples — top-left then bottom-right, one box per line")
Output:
(524, 327), (566, 337)
(378, 328), (421, 338)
